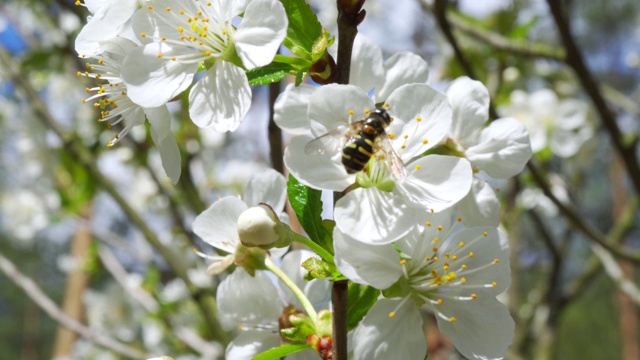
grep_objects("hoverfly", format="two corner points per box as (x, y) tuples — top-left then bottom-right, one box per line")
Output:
(305, 108), (407, 181)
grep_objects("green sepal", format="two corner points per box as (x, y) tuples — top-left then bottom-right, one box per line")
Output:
(347, 283), (380, 331)
(302, 257), (335, 280)
(282, 313), (316, 342)
(246, 62), (295, 86)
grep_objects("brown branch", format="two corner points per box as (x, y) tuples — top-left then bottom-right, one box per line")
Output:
(546, 0), (640, 196)
(0, 252), (147, 359)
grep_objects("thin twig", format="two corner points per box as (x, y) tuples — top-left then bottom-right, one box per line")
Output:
(0, 252), (147, 359)
(546, 0), (640, 196)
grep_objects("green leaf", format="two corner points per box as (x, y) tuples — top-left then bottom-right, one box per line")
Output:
(347, 283), (380, 330)
(294, 70), (306, 86)
(253, 343), (310, 360)
(280, 0), (323, 57)
(246, 62), (294, 86)
(509, 16), (538, 40)
(287, 175), (330, 251)
(302, 257), (334, 280)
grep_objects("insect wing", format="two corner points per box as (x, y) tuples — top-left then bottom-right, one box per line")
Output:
(304, 122), (363, 155)
(376, 133), (408, 181)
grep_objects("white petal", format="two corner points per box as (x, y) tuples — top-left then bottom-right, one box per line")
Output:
(145, 106), (171, 143)
(434, 296), (514, 360)
(192, 197), (248, 253)
(99, 37), (138, 58)
(76, 0), (137, 43)
(375, 52), (429, 101)
(243, 169), (287, 210)
(280, 250), (331, 307)
(225, 330), (281, 360)
(334, 188), (416, 245)
(334, 228), (402, 289)
(308, 84), (374, 137)
(350, 34), (385, 94)
(353, 298), (426, 360)
(465, 117), (532, 178)
(274, 83), (315, 135)
(121, 43), (197, 107)
(217, 268), (282, 326)
(397, 155), (472, 212)
(234, 0), (288, 69)
(447, 76), (489, 146)
(131, 2), (182, 45)
(189, 61), (251, 131)
(459, 179), (500, 227)
(155, 133), (182, 184)
(284, 136), (353, 192)
(386, 83), (452, 160)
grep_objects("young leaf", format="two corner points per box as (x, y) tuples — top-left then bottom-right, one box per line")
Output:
(287, 175), (329, 250)
(253, 343), (310, 360)
(347, 283), (380, 330)
(280, 0), (323, 57)
(246, 63), (294, 86)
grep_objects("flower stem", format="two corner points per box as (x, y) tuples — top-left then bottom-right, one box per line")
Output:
(291, 232), (335, 265)
(264, 256), (318, 320)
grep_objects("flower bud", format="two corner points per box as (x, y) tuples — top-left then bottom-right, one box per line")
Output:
(237, 203), (293, 249)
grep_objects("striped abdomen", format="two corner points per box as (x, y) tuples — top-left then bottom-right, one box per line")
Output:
(341, 130), (377, 174)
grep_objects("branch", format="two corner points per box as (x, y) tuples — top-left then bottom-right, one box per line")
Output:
(546, 0), (640, 196)
(0, 252), (147, 359)
(527, 162), (640, 262)
(590, 244), (640, 306)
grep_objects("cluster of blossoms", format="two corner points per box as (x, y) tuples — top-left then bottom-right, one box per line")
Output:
(75, 0), (288, 182)
(75, 1), (533, 359)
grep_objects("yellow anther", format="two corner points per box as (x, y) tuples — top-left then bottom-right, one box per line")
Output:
(432, 256), (438, 261)
(205, 50), (212, 56)
(426, 221), (431, 227)
(389, 133), (395, 139)
(178, 26), (184, 32)
(180, 10), (185, 14)
(157, 53), (163, 58)
(471, 293), (477, 299)
(75, 0), (81, 6)
(450, 317), (457, 322)
(437, 225), (443, 231)
(443, 264), (449, 270)
(400, 259), (407, 265)
(166, 7), (171, 11)
(457, 216), (462, 222)
(493, 258), (499, 264)
(389, 312), (395, 318)
(140, 32), (147, 37)
(461, 264), (467, 269)
(161, 37), (167, 41)
(437, 299), (443, 304)
(401, 145), (406, 149)
(468, 251), (474, 258)
(459, 242), (465, 247)
(433, 237), (439, 243)
(171, 56), (177, 61)
(384, 102), (390, 108)
(483, 231), (488, 237)
(416, 116), (422, 122)
(422, 139), (428, 144)
(444, 253), (449, 259)
(76, 71), (81, 76)
(492, 282), (497, 288)
(403, 134), (408, 139)
(452, 255), (457, 260)
(147, 5), (152, 10)
(460, 277), (466, 283)
(415, 165), (421, 170)
(81, 99), (86, 104)
(432, 247), (438, 253)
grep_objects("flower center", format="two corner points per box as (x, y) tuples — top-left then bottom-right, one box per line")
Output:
(355, 152), (396, 192)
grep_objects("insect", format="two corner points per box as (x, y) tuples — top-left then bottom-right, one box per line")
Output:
(305, 108), (407, 180)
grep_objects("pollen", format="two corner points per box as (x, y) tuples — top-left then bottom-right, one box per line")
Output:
(389, 312), (395, 318)
(140, 33), (147, 38)
(161, 37), (167, 41)
(461, 264), (467, 270)
(178, 26), (184, 32)
(460, 277), (466, 283)
(384, 102), (390, 108)
(468, 251), (474, 258)
(416, 116), (422, 122)
(443, 264), (449, 270)
(75, 0), (80, 5)
(459, 241), (465, 247)
(493, 258), (499, 264)
(471, 293), (477, 299)
(147, 5), (152, 10)
(157, 53), (163, 58)
(433, 237), (439, 243)
(450, 317), (457, 322)
(492, 282), (497, 288)
(403, 134), (408, 139)
(401, 145), (406, 149)
(389, 133), (395, 139)
(166, 6), (171, 11)
(422, 139), (428, 144)
(171, 56), (176, 61)
(483, 231), (488, 237)
(437, 299), (443, 304)
(400, 259), (407, 265)
(432, 247), (438, 253)
(348, 110), (354, 115)
(451, 255), (457, 260)
(457, 216), (462, 222)
(426, 221), (431, 227)
(415, 165), (421, 170)
(437, 225), (443, 231)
